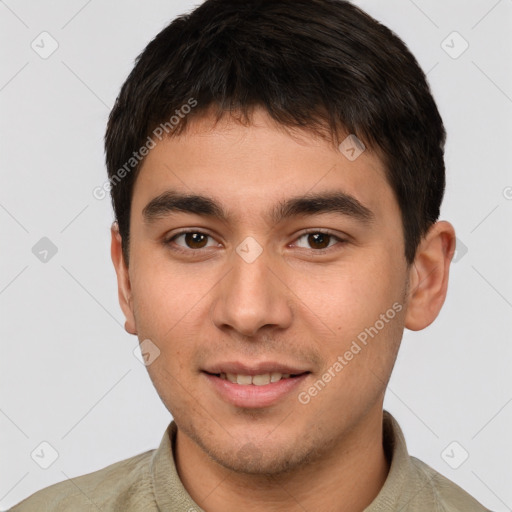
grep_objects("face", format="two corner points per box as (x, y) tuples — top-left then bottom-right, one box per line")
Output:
(116, 108), (413, 474)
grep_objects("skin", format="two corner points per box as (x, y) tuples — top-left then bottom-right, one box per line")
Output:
(111, 108), (456, 512)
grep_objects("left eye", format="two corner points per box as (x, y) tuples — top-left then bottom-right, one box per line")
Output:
(170, 232), (219, 250)
(294, 231), (343, 250)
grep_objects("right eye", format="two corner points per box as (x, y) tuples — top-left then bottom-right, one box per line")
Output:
(164, 230), (221, 253)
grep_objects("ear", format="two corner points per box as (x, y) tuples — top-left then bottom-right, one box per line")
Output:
(404, 221), (456, 331)
(111, 222), (137, 335)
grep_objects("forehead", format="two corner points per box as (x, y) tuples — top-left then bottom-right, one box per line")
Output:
(131, 109), (398, 228)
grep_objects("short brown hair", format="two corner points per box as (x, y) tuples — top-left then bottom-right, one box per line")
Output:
(105, 0), (446, 265)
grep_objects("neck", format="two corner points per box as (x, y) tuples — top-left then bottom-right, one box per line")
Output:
(174, 408), (389, 512)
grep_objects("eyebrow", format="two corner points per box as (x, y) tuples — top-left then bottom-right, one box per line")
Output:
(142, 190), (375, 226)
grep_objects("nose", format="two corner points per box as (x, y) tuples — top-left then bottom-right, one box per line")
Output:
(210, 243), (293, 338)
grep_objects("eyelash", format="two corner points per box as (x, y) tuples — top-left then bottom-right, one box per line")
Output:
(163, 229), (347, 255)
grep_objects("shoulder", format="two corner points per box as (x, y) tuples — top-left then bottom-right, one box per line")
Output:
(408, 456), (492, 512)
(10, 449), (157, 512)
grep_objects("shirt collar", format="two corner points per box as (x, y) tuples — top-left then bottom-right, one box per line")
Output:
(364, 410), (411, 511)
(149, 420), (199, 511)
(149, 409), (412, 511)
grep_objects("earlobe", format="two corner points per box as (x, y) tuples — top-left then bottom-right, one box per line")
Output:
(110, 222), (137, 335)
(404, 221), (456, 331)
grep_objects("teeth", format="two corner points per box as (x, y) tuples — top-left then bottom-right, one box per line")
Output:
(252, 374), (270, 386)
(270, 372), (282, 382)
(236, 374), (253, 385)
(219, 372), (293, 385)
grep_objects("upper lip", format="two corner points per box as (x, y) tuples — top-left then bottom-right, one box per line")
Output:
(203, 361), (310, 376)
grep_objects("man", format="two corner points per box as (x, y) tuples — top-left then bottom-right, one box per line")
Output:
(12, 0), (492, 510)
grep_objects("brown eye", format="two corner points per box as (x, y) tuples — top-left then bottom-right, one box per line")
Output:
(183, 232), (208, 249)
(295, 231), (343, 251)
(167, 231), (217, 251)
(307, 233), (331, 249)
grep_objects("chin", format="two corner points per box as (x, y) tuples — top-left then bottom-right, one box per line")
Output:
(173, 405), (326, 475)
(212, 446), (306, 475)
(197, 432), (317, 476)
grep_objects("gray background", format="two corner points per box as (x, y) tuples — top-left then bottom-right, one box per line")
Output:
(1, 0), (511, 510)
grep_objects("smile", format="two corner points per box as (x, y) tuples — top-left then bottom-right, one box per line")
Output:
(217, 372), (294, 385)
(202, 369), (310, 408)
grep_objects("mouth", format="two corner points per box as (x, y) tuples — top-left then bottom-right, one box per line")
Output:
(204, 371), (307, 385)
(201, 364), (311, 408)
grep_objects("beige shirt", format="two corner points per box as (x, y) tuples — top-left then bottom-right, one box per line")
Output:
(11, 410), (491, 511)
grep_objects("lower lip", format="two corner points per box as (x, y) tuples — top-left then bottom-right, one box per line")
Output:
(203, 372), (309, 408)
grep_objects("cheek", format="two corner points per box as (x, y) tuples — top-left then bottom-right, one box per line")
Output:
(130, 256), (223, 367)
(291, 255), (405, 388)
(297, 256), (402, 329)
(293, 261), (405, 414)
(131, 255), (200, 327)
(130, 263), (208, 412)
